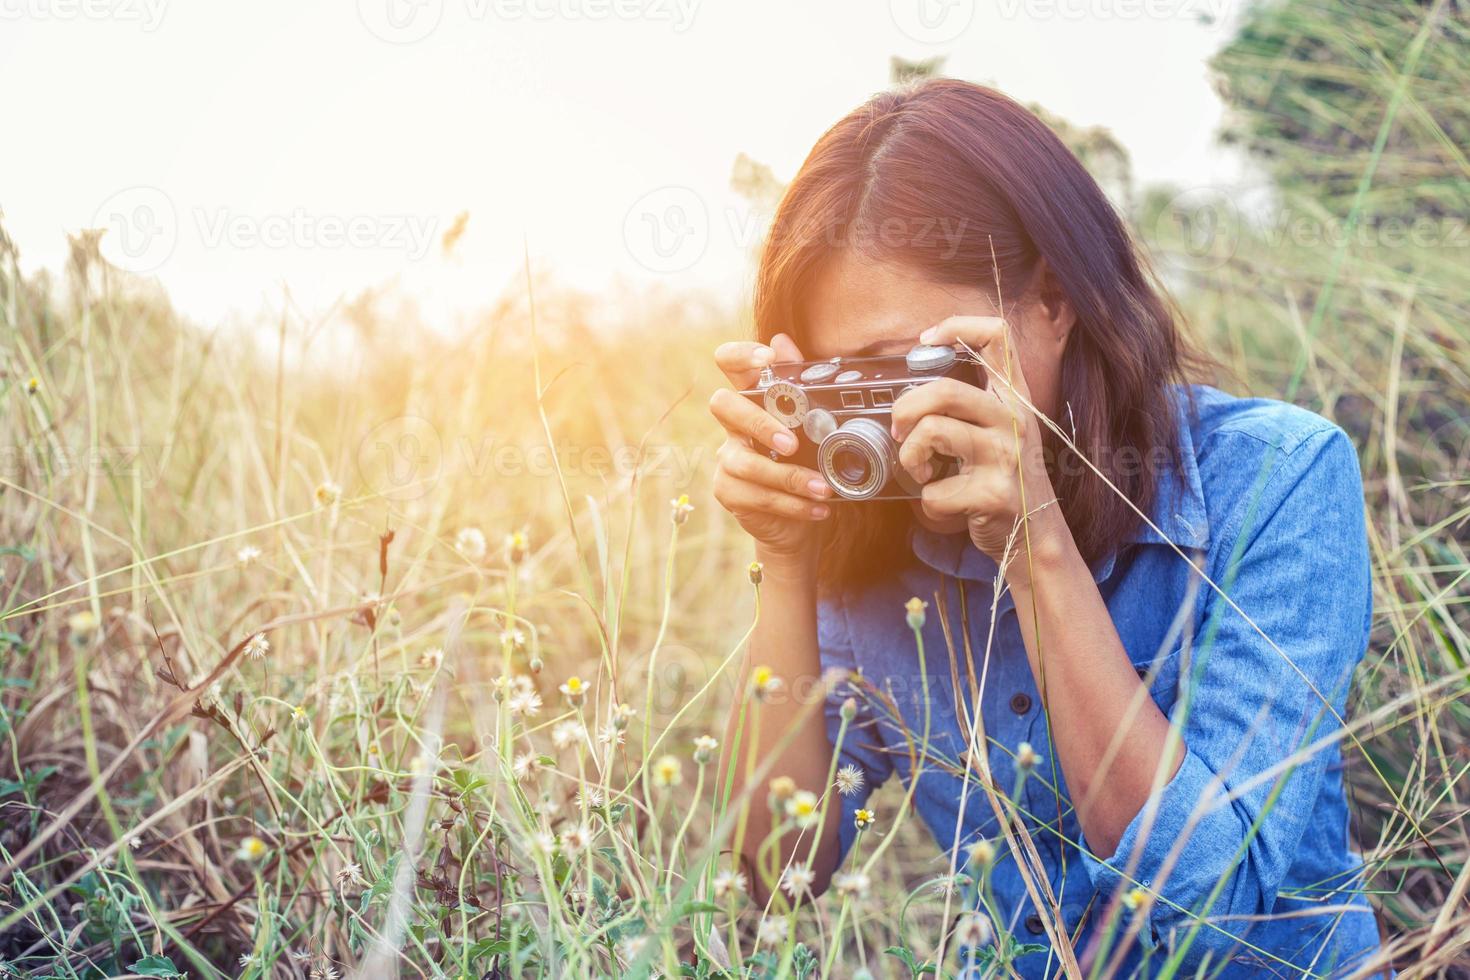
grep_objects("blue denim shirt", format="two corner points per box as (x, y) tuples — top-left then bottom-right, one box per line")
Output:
(821, 386), (1380, 977)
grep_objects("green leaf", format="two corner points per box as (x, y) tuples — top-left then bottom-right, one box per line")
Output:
(128, 955), (180, 977)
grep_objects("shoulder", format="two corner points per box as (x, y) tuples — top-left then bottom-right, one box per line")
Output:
(1185, 384), (1344, 460)
(1180, 386), (1365, 546)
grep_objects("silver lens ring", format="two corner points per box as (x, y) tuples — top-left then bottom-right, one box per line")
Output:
(819, 417), (896, 500)
(763, 381), (809, 428)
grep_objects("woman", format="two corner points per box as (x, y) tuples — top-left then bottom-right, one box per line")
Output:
(709, 79), (1381, 977)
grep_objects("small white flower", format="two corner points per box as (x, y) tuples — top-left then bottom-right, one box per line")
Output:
(693, 734), (718, 764)
(243, 633), (270, 661)
(128, 836), (142, 850)
(1016, 741), (1040, 770)
(832, 870), (871, 898)
(236, 545), (261, 566)
(779, 862), (815, 898)
(552, 720), (584, 749)
(513, 753), (542, 782)
(955, 911), (994, 947)
(560, 823), (593, 855)
(785, 790), (819, 828)
(455, 527), (488, 561)
(652, 754), (683, 789)
(417, 647), (444, 670)
(757, 915), (788, 945)
(597, 723), (625, 747)
(335, 862), (365, 888)
(507, 689), (542, 718)
(532, 831), (556, 855)
(835, 764), (864, 796)
(712, 868), (747, 900)
(314, 480), (341, 508)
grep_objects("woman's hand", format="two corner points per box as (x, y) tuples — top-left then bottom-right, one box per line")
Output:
(709, 333), (832, 563)
(890, 316), (1068, 583)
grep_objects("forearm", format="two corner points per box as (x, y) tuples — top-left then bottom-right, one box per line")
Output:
(1007, 522), (1184, 858)
(717, 548), (843, 895)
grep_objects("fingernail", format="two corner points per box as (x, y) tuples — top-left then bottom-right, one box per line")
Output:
(807, 478), (829, 497)
(811, 504), (830, 519)
(753, 346), (774, 365)
(774, 432), (798, 454)
(919, 328), (937, 344)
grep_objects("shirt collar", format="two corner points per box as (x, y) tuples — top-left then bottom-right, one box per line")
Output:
(911, 389), (1210, 584)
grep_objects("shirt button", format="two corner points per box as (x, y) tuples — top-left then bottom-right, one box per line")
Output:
(1025, 913), (1045, 935)
(1009, 692), (1032, 715)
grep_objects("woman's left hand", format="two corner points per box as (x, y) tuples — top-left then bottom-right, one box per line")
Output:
(889, 315), (1067, 582)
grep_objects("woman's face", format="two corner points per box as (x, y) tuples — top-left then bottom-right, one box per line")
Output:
(796, 251), (1071, 533)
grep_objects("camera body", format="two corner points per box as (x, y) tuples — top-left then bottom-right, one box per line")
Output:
(740, 343), (984, 500)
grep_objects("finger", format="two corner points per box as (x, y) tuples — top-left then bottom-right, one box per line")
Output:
(715, 341), (776, 388)
(714, 471), (831, 522)
(918, 315), (1007, 353)
(919, 315), (1031, 398)
(898, 415), (991, 481)
(708, 388), (800, 456)
(890, 377), (1013, 442)
(719, 442), (831, 500)
(769, 332), (805, 363)
(919, 472), (1011, 522)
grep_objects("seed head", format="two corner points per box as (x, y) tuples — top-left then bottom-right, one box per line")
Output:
(968, 838), (996, 867)
(1016, 741), (1039, 770)
(243, 632), (270, 661)
(713, 868), (747, 900)
(747, 560), (763, 585)
(455, 527), (488, 562)
(832, 870), (871, 898)
(835, 764), (864, 797)
(779, 862), (815, 897)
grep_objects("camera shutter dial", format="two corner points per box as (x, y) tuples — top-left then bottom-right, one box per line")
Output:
(905, 343), (957, 374)
(763, 381), (809, 428)
(799, 361), (841, 384)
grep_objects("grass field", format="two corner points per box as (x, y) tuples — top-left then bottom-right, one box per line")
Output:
(0, 1), (1467, 977)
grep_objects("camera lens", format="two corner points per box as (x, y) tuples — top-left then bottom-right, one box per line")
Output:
(818, 417), (896, 500)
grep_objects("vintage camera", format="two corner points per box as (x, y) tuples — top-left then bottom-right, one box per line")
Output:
(740, 343), (984, 500)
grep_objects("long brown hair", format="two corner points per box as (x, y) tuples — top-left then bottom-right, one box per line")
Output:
(754, 79), (1207, 589)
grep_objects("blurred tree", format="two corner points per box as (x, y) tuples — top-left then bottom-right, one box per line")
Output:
(1211, 0), (1469, 219)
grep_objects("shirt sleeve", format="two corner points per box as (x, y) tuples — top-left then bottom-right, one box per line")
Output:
(818, 594), (895, 863)
(1080, 425), (1372, 961)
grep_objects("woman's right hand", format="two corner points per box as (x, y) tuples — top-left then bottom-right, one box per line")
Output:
(709, 333), (833, 561)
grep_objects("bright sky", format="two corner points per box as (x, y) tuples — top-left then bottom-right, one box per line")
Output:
(0, 0), (1251, 328)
